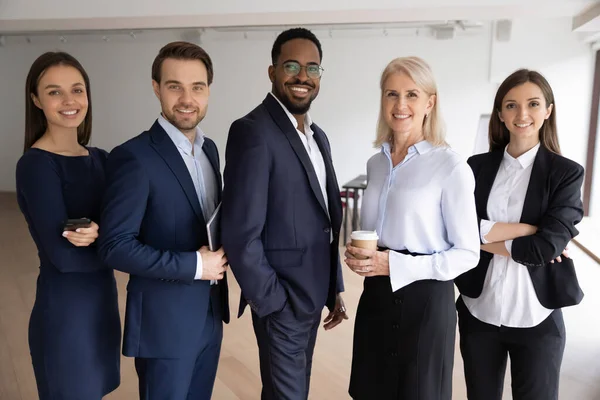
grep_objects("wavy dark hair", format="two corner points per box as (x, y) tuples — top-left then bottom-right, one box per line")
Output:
(489, 69), (560, 154)
(24, 51), (92, 153)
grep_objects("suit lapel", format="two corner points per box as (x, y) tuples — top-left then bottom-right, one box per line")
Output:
(475, 150), (504, 220)
(263, 95), (329, 216)
(149, 121), (204, 223)
(313, 128), (342, 225)
(520, 146), (550, 224)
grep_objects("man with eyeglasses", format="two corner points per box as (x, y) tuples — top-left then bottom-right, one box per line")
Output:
(221, 27), (347, 399)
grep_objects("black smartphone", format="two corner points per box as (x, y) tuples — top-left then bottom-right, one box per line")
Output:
(63, 218), (92, 231)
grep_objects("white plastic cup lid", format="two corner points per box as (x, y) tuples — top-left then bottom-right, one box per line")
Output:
(350, 230), (379, 241)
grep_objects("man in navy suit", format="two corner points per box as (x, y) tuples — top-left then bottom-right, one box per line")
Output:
(221, 28), (348, 400)
(98, 42), (229, 400)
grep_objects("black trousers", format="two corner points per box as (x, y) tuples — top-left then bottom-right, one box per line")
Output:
(349, 277), (456, 400)
(457, 297), (566, 400)
(251, 301), (321, 400)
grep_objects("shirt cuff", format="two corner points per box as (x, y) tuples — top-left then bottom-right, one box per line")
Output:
(479, 219), (496, 244)
(194, 251), (203, 280)
(505, 240), (513, 256)
(388, 251), (435, 292)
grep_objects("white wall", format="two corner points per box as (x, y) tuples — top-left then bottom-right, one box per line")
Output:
(0, 17), (594, 192)
(490, 17), (594, 168)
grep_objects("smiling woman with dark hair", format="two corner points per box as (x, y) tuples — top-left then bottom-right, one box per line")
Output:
(16, 51), (121, 399)
(455, 69), (585, 400)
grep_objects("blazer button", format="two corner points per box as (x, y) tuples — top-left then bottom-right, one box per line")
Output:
(394, 298), (402, 305)
(392, 324), (400, 329)
(324, 228), (330, 233)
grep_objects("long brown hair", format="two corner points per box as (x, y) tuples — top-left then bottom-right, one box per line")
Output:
(24, 52), (92, 153)
(489, 69), (560, 154)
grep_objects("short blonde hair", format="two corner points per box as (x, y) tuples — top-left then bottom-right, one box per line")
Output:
(374, 56), (447, 148)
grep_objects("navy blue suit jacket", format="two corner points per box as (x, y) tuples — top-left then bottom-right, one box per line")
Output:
(98, 120), (229, 358)
(221, 94), (344, 319)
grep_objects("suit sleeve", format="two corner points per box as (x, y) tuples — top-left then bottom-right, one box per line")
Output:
(320, 129), (345, 295)
(221, 120), (287, 318)
(336, 258), (345, 293)
(16, 154), (107, 273)
(466, 155), (486, 243)
(511, 163), (584, 267)
(97, 145), (196, 282)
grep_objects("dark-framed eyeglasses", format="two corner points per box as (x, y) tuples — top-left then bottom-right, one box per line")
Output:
(275, 61), (324, 79)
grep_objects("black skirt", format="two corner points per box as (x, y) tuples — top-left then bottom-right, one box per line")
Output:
(349, 275), (456, 400)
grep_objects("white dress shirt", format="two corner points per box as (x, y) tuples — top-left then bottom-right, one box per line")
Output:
(463, 143), (552, 328)
(361, 140), (480, 292)
(158, 115), (218, 283)
(269, 93), (331, 229)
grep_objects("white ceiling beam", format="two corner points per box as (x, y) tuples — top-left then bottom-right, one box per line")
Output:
(0, 4), (593, 35)
(573, 1), (600, 32)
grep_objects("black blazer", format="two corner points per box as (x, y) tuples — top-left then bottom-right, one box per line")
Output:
(221, 94), (344, 319)
(455, 145), (584, 309)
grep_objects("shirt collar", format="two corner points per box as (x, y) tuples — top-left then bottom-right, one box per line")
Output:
(158, 114), (205, 155)
(503, 142), (540, 169)
(269, 92), (313, 135)
(381, 139), (433, 156)
(414, 140), (433, 154)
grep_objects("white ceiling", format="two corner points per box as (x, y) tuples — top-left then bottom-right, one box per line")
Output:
(0, 0), (597, 34)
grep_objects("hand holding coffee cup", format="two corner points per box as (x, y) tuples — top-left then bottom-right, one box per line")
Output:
(350, 231), (379, 259)
(345, 231), (390, 276)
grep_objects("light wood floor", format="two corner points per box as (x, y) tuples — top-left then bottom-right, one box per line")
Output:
(1, 191), (600, 399)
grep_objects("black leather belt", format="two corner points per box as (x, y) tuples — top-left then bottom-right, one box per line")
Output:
(378, 247), (427, 257)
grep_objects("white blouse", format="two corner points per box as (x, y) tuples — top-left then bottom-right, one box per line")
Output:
(360, 140), (480, 292)
(462, 143), (553, 328)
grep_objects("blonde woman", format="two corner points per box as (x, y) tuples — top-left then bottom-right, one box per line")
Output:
(345, 57), (480, 400)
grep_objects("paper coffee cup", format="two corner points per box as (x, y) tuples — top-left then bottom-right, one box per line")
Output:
(350, 231), (379, 259)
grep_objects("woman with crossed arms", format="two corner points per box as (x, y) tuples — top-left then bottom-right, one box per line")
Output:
(455, 69), (584, 400)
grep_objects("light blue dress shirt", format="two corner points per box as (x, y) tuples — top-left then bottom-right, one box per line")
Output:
(158, 114), (218, 281)
(360, 140), (480, 292)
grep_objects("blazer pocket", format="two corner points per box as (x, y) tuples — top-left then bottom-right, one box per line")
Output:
(527, 257), (584, 309)
(264, 248), (305, 268)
